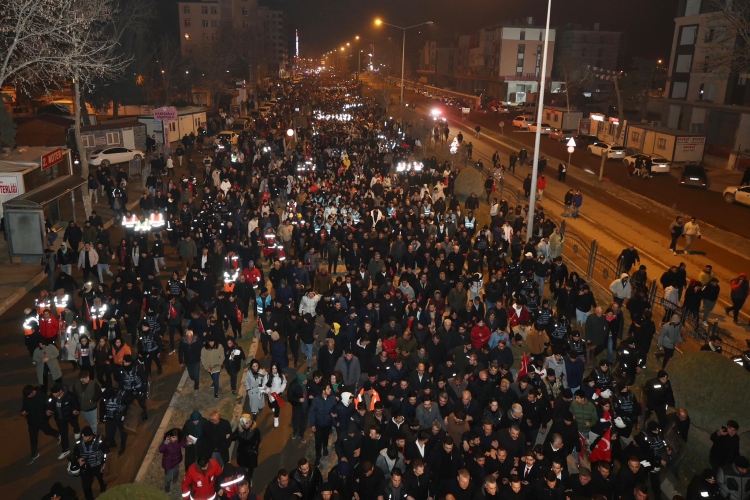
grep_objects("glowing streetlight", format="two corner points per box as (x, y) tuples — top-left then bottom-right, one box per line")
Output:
(355, 36), (360, 40)
(375, 19), (383, 26)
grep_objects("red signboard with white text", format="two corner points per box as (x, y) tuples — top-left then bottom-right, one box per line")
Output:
(41, 148), (64, 171)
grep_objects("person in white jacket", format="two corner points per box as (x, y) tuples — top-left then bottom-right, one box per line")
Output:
(609, 273), (632, 307)
(299, 290), (320, 317)
(77, 243), (99, 283)
(264, 362), (287, 427)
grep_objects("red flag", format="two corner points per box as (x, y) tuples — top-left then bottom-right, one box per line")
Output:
(577, 432), (587, 468)
(518, 353), (529, 377)
(588, 429), (612, 463)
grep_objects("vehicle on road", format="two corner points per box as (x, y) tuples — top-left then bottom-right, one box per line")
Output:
(679, 165), (709, 189)
(550, 129), (576, 142)
(528, 123), (553, 134)
(623, 153), (671, 174)
(723, 186), (750, 205)
(587, 142), (627, 160)
(88, 147), (144, 167)
(512, 116), (534, 129)
(214, 131), (238, 149)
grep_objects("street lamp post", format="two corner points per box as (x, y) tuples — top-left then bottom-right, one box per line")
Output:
(375, 18), (433, 108)
(526, 0), (552, 243)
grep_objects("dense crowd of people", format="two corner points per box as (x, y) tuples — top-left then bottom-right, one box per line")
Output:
(23, 75), (747, 500)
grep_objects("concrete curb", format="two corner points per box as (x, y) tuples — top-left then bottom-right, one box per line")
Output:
(0, 197), (141, 318)
(134, 369), (190, 484)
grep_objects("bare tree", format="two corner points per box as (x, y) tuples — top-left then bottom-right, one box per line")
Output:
(156, 35), (184, 106)
(707, 0), (750, 73)
(557, 57), (591, 130)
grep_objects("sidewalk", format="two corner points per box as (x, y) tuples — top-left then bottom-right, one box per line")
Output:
(0, 167), (151, 317)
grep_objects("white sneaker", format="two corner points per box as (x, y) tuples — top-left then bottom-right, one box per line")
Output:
(58, 450), (70, 460)
(274, 417), (279, 428)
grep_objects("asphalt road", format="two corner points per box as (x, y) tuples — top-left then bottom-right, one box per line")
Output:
(395, 82), (750, 237)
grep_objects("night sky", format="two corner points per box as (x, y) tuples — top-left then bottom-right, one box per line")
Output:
(274, 0), (679, 63)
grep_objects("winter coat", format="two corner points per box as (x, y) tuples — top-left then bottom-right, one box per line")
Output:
(245, 369), (268, 413)
(585, 313), (609, 347)
(179, 335), (203, 364)
(271, 339), (289, 369)
(234, 424), (261, 469)
(570, 399), (597, 432)
(77, 248), (99, 267)
(309, 393), (337, 427)
(658, 322), (683, 349)
(334, 356), (362, 387)
(201, 345), (225, 373)
(33, 344), (62, 384)
(266, 372), (287, 398)
(159, 439), (187, 471)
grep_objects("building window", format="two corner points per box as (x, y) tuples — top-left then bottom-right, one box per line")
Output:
(203, 33), (209, 41)
(704, 56), (710, 72)
(242, 20), (249, 29)
(183, 5), (190, 13)
(631, 131), (641, 143)
(675, 54), (693, 73)
(242, 7), (248, 15)
(705, 28), (714, 42)
(202, 19), (208, 27)
(211, 33), (218, 41)
(184, 19), (190, 27)
(201, 6), (208, 14)
(656, 138), (667, 150)
(539, 31), (543, 41)
(211, 6), (217, 14)
(195, 118), (201, 126)
(105, 132), (120, 145)
(520, 30), (525, 40)
(671, 81), (688, 99)
(211, 20), (218, 27)
(679, 25), (698, 45)
(169, 122), (176, 132)
(82, 135), (95, 148)
(691, 123), (704, 133)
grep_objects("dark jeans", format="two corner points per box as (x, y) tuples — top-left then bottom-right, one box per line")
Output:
(141, 351), (161, 375)
(661, 347), (675, 368)
(187, 362), (200, 390)
(168, 324), (184, 350)
(260, 333), (271, 357)
(81, 469), (106, 500)
(105, 419), (128, 450)
(228, 319), (242, 339)
(669, 234), (680, 252)
(210, 371), (220, 397)
(227, 368), (240, 392)
(28, 420), (60, 456)
(292, 405), (308, 437)
(314, 424), (332, 458)
(57, 417), (81, 452)
(288, 337), (300, 365)
(727, 298), (746, 322)
(269, 397), (280, 417)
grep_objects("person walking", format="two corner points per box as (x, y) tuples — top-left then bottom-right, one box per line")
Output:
(73, 426), (109, 500)
(73, 370), (101, 431)
(309, 382), (337, 466)
(289, 373), (309, 442)
(100, 387), (129, 455)
(726, 273), (749, 324)
(523, 175), (532, 198)
(474, 125), (481, 138)
(245, 359), (268, 416)
(158, 428), (187, 493)
(519, 148), (528, 167)
(668, 216), (684, 255)
(683, 217), (701, 254)
(223, 337), (246, 395)
(201, 337), (225, 400)
(558, 162), (567, 182)
(657, 314), (683, 369)
(22, 384), (61, 463)
(179, 330), (203, 392)
(563, 189), (574, 218)
(509, 153), (517, 173)
(47, 384), (81, 460)
(572, 190), (583, 218)
(466, 142), (473, 160)
(265, 362), (287, 428)
(234, 414), (261, 480)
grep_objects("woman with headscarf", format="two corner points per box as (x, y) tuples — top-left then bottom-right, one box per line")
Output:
(234, 414), (261, 480)
(182, 410), (207, 469)
(244, 359), (267, 416)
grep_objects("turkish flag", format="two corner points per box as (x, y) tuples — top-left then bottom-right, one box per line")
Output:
(518, 353), (529, 378)
(577, 432), (587, 468)
(588, 429), (612, 463)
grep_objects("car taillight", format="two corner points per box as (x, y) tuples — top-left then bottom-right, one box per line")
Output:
(680, 181), (685, 184)
(702, 183), (706, 186)
(90, 156), (98, 159)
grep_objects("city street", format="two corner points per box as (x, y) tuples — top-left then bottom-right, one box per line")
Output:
(365, 79), (750, 339)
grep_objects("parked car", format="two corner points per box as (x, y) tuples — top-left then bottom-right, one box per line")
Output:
(723, 185), (750, 206)
(623, 153), (671, 174)
(573, 135), (599, 148)
(587, 142), (627, 160)
(512, 116), (534, 129)
(214, 131), (238, 149)
(88, 147), (144, 167)
(679, 165), (709, 189)
(528, 123), (553, 134)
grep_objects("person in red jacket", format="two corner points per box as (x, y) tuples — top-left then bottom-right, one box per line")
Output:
(182, 455), (223, 500)
(471, 319), (491, 349)
(508, 301), (531, 328)
(38, 309), (60, 345)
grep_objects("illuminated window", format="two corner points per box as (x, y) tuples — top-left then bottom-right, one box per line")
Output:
(657, 138), (667, 150)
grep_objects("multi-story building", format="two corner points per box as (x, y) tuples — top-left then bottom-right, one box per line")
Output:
(454, 19), (557, 103)
(661, 0), (750, 168)
(417, 40), (460, 88)
(257, 6), (289, 76)
(177, 0), (258, 56)
(553, 23), (625, 101)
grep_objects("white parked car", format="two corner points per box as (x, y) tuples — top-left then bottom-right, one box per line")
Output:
(512, 115), (534, 129)
(528, 123), (553, 134)
(587, 142), (627, 160)
(723, 186), (750, 206)
(622, 153), (671, 173)
(214, 131), (238, 149)
(88, 147), (144, 167)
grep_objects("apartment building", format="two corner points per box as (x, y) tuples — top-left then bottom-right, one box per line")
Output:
(661, 0), (750, 168)
(258, 6), (289, 75)
(177, 0), (258, 56)
(418, 40), (460, 88)
(454, 19), (557, 103)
